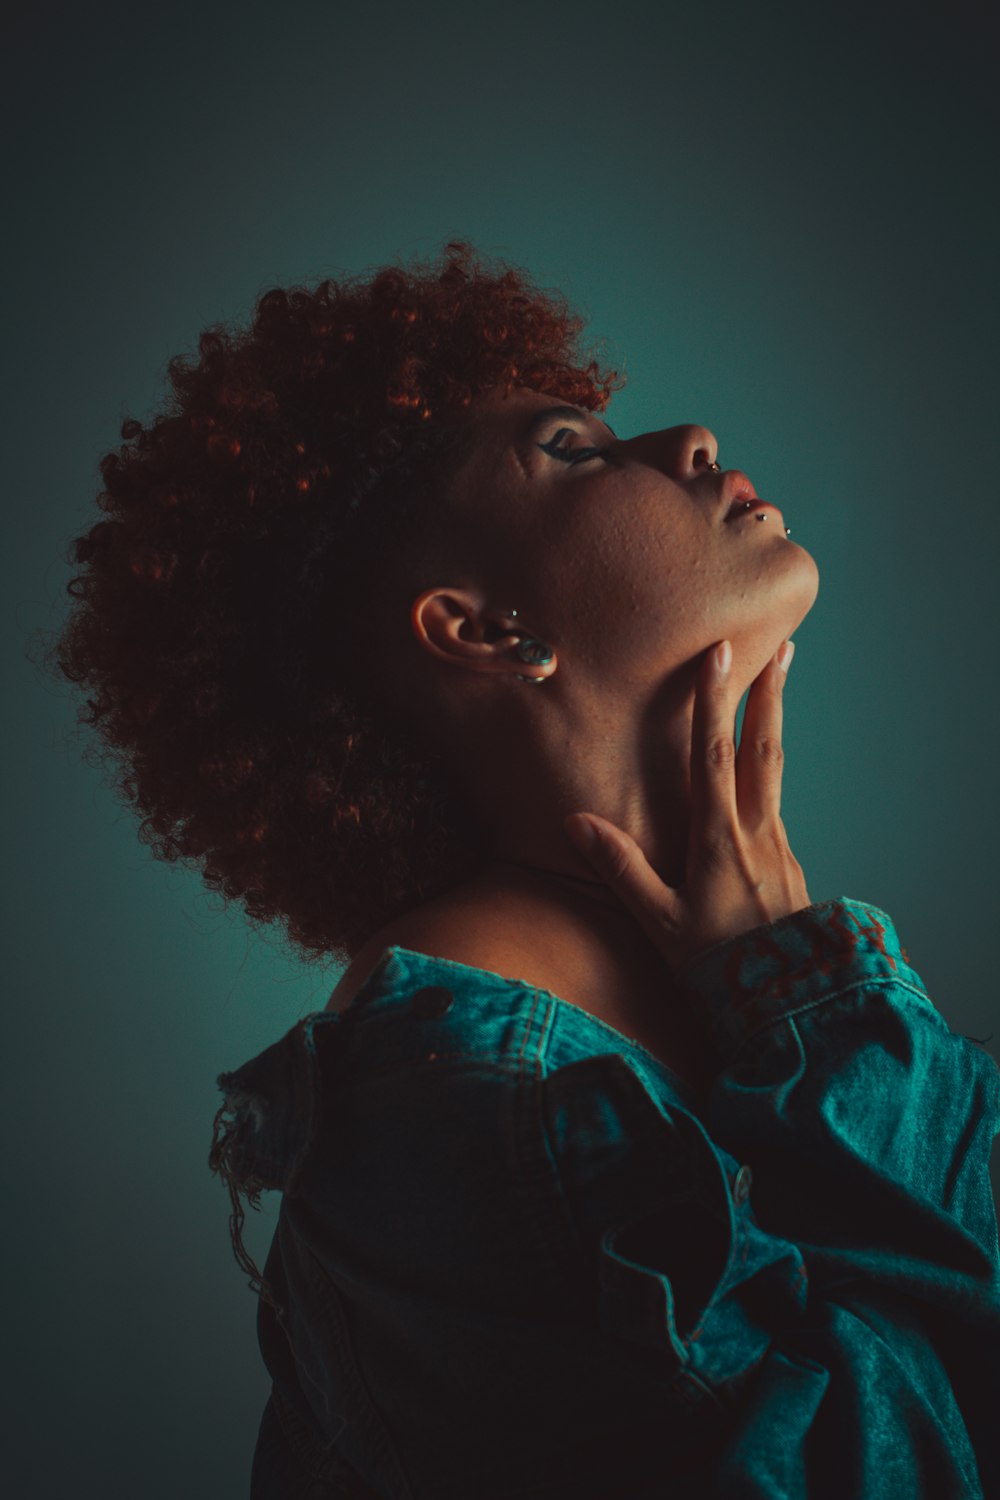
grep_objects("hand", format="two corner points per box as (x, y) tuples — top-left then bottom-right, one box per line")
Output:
(563, 640), (811, 975)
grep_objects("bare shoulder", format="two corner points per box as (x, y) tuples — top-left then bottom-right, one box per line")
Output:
(324, 892), (521, 1014)
(324, 930), (394, 1014)
(323, 880), (716, 1094)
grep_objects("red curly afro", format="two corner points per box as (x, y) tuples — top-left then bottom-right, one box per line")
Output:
(45, 240), (625, 967)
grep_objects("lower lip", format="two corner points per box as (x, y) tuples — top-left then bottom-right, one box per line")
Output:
(727, 501), (784, 523)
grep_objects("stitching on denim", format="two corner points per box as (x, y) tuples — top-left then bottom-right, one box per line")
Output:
(728, 974), (947, 1060)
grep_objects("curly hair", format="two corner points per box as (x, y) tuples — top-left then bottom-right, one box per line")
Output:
(42, 239), (625, 968)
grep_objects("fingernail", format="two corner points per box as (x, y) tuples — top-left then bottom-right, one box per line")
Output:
(776, 640), (795, 672)
(715, 641), (732, 674)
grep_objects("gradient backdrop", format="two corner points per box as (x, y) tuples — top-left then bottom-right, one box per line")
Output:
(7, 0), (999, 1493)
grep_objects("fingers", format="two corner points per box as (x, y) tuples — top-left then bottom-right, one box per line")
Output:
(688, 641), (740, 854)
(563, 638), (803, 974)
(736, 642), (793, 829)
(564, 813), (683, 953)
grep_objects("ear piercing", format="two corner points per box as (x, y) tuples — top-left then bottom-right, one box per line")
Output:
(504, 608), (556, 682)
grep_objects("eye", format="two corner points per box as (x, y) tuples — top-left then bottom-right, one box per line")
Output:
(538, 427), (610, 466)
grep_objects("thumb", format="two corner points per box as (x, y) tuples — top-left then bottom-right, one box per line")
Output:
(562, 812), (647, 885)
(562, 812), (683, 965)
(562, 812), (607, 861)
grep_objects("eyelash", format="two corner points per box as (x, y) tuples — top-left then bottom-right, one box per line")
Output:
(540, 428), (611, 465)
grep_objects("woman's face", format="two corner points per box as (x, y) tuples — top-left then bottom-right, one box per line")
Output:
(439, 385), (819, 696)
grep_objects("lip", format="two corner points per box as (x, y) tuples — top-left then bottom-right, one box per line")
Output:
(718, 469), (758, 522)
(717, 470), (785, 525)
(726, 498), (785, 524)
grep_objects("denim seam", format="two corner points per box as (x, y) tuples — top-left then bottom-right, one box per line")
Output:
(724, 974), (946, 1061)
(676, 898), (897, 978)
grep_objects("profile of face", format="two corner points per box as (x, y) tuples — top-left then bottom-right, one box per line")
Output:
(411, 385), (820, 704)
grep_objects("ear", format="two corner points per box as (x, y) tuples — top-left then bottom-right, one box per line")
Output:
(409, 588), (524, 678)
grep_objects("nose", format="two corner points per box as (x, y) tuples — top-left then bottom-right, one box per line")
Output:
(641, 424), (719, 481)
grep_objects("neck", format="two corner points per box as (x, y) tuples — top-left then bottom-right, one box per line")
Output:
(468, 835), (683, 932)
(416, 654), (707, 936)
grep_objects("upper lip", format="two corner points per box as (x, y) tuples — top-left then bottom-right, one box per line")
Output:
(719, 469), (759, 521)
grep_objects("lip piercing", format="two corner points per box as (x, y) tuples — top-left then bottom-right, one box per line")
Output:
(742, 498), (792, 537)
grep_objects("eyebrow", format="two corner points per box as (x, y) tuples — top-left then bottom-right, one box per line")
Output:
(522, 405), (618, 442)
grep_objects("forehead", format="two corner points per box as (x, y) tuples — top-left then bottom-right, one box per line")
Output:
(471, 384), (594, 429)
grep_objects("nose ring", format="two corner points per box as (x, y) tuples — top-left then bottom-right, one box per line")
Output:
(706, 461), (721, 472)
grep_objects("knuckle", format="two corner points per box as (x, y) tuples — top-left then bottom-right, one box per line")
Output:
(752, 735), (784, 770)
(705, 733), (736, 769)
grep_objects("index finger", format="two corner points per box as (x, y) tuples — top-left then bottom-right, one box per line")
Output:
(736, 642), (793, 828)
(688, 641), (739, 849)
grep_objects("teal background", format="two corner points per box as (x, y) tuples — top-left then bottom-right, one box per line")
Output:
(7, 0), (998, 1493)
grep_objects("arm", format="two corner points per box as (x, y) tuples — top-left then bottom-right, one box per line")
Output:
(550, 900), (1000, 1496)
(562, 641), (1000, 1493)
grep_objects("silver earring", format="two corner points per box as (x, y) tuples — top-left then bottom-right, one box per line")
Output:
(505, 609), (555, 683)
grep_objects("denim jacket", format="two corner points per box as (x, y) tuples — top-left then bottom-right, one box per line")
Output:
(210, 898), (1000, 1499)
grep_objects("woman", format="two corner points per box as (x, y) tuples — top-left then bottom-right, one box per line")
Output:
(50, 241), (999, 1497)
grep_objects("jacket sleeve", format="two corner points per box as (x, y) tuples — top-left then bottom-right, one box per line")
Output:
(556, 898), (1000, 1498)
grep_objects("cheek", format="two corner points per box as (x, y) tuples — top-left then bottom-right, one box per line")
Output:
(623, 511), (710, 599)
(600, 523), (710, 637)
(534, 491), (709, 629)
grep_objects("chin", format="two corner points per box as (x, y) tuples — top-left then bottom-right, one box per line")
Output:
(732, 548), (820, 679)
(783, 540), (820, 623)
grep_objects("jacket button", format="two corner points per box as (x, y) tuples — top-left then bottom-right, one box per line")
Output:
(410, 985), (454, 1019)
(733, 1165), (753, 1205)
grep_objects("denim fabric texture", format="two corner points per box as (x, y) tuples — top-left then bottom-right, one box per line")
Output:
(210, 898), (1000, 1498)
